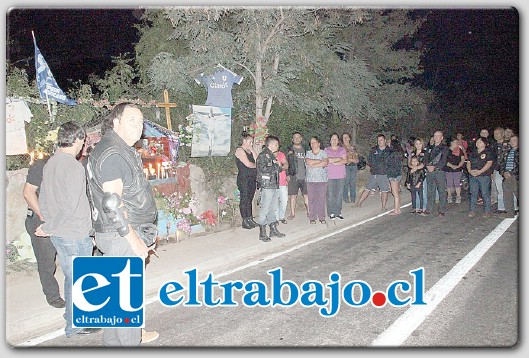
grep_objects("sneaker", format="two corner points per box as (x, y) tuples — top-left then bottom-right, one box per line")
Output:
(420, 211), (430, 216)
(455, 196), (461, 204)
(141, 329), (159, 344)
(310, 220), (317, 224)
(280, 219), (287, 224)
(330, 214), (336, 220)
(438, 212), (445, 217)
(483, 213), (491, 218)
(468, 212), (476, 218)
(47, 297), (66, 309)
(447, 196), (453, 204)
(76, 328), (102, 335)
(319, 220), (326, 224)
(336, 215), (344, 220)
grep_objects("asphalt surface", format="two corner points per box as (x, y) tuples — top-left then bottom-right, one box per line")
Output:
(14, 191), (519, 349)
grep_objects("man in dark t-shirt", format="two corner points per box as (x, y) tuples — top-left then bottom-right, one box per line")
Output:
(22, 157), (64, 308)
(86, 103), (159, 346)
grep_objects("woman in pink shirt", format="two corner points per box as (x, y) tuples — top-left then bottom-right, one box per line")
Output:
(324, 133), (348, 220)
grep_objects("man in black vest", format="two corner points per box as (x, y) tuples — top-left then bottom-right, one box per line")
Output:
(424, 130), (449, 216)
(86, 103), (159, 346)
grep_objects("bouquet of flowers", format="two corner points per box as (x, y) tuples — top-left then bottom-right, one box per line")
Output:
(199, 210), (217, 227)
(176, 218), (192, 235)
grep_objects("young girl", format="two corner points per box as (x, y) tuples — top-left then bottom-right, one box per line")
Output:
(406, 156), (426, 214)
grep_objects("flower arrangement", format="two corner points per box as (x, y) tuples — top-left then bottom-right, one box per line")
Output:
(216, 194), (240, 227)
(199, 209), (217, 227)
(177, 114), (195, 147)
(155, 188), (200, 225)
(176, 218), (192, 236)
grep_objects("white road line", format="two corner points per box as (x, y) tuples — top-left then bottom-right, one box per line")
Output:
(371, 216), (517, 347)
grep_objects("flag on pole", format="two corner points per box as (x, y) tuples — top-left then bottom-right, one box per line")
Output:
(32, 32), (76, 106)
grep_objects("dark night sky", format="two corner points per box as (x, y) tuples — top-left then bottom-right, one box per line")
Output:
(6, 7), (519, 134)
(7, 8), (142, 86)
(414, 8), (519, 132)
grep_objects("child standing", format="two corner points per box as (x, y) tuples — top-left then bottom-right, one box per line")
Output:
(406, 156), (426, 214)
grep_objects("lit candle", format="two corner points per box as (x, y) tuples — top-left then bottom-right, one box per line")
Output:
(157, 163), (161, 179)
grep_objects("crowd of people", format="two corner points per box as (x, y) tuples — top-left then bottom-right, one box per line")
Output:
(21, 105), (519, 346)
(235, 126), (519, 241)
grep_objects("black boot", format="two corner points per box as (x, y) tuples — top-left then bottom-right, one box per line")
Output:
(269, 222), (286, 238)
(248, 217), (259, 228)
(242, 218), (254, 229)
(259, 225), (271, 242)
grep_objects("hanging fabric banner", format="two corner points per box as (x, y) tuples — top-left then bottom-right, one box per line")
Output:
(190, 105), (232, 157)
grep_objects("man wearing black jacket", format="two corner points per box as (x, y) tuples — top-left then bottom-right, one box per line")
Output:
(424, 130), (449, 216)
(256, 136), (285, 241)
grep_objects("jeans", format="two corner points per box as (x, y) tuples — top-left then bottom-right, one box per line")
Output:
(410, 183), (424, 210)
(493, 170), (505, 211)
(50, 235), (93, 337)
(95, 231), (143, 346)
(343, 165), (358, 203)
(415, 179), (428, 211)
(327, 178), (345, 216)
(502, 175), (518, 215)
(469, 175), (492, 213)
(257, 188), (280, 225)
(275, 185), (289, 221)
(25, 215), (61, 303)
(426, 170), (447, 214)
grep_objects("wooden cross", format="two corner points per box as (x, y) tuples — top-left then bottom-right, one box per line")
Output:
(156, 89), (177, 131)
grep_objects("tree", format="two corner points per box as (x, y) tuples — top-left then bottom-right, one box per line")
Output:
(136, 7), (381, 143)
(338, 9), (432, 142)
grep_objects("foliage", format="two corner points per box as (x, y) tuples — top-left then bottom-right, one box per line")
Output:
(137, 7), (382, 126)
(5, 242), (20, 263)
(92, 54), (141, 102)
(5, 242), (38, 274)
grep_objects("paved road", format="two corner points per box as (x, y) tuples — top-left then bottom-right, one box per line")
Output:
(37, 199), (518, 348)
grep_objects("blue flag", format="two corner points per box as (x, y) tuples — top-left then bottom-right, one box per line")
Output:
(33, 36), (76, 105)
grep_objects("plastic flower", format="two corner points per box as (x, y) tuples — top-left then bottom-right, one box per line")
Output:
(176, 219), (192, 235)
(200, 210), (217, 226)
(217, 196), (226, 204)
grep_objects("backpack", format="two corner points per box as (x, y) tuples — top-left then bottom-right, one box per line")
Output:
(357, 155), (367, 170)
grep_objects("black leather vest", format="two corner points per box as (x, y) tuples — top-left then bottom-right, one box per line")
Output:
(87, 129), (157, 233)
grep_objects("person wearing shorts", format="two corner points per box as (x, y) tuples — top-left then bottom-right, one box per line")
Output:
(355, 134), (391, 210)
(286, 132), (309, 219)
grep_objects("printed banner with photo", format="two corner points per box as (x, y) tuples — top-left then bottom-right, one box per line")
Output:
(191, 105), (232, 157)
